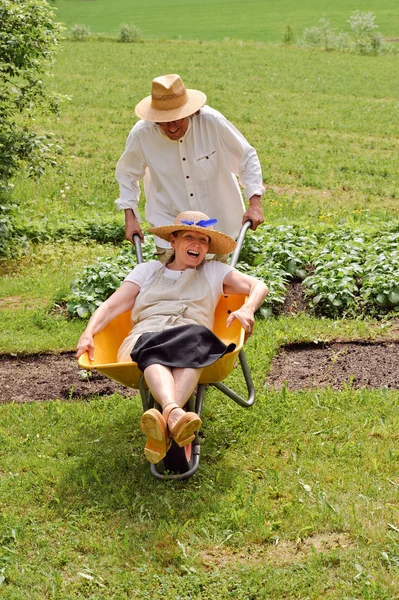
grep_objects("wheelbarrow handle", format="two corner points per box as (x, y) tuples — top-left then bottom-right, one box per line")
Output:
(132, 233), (144, 264)
(229, 219), (252, 268)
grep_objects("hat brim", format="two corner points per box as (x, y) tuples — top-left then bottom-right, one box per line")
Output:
(135, 89), (207, 122)
(148, 224), (236, 255)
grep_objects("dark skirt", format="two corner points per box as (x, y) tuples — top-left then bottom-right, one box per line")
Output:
(130, 324), (236, 371)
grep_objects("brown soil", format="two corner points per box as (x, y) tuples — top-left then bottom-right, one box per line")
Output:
(267, 340), (399, 391)
(0, 352), (134, 404)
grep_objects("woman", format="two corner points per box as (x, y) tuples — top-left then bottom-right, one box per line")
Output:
(76, 211), (268, 464)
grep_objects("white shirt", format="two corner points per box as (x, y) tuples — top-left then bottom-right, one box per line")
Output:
(115, 106), (265, 248)
(124, 260), (234, 309)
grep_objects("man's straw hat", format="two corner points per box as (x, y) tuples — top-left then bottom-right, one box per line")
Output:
(135, 74), (207, 123)
(149, 211), (237, 255)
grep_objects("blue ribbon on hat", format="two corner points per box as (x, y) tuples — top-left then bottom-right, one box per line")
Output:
(180, 218), (217, 227)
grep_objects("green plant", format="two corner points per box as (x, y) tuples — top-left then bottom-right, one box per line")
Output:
(70, 24), (91, 41)
(282, 24), (295, 46)
(302, 17), (339, 51)
(118, 23), (141, 43)
(0, 0), (64, 257)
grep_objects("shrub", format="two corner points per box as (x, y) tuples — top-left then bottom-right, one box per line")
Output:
(118, 23), (141, 43)
(71, 24), (91, 41)
(0, 0), (64, 257)
(302, 17), (339, 51)
(282, 24), (295, 46)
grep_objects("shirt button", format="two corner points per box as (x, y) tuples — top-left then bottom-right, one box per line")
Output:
(182, 158), (186, 161)
(190, 193), (194, 197)
(186, 176), (189, 179)
(180, 139), (183, 143)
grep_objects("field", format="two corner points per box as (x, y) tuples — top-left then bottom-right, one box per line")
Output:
(52, 0), (399, 42)
(1, 15), (399, 600)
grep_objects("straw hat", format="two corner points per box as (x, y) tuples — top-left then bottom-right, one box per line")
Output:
(149, 211), (237, 254)
(135, 74), (207, 123)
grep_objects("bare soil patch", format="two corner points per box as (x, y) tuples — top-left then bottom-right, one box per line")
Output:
(0, 352), (133, 403)
(267, 340), (399, 391)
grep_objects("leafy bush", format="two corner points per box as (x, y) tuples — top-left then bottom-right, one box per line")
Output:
(0, 0), (64, 256)
(118, 23), (141, 43)
(71, 24), (91, 41)
(302, 18), (344, 52)
(348, 11), (382, 55)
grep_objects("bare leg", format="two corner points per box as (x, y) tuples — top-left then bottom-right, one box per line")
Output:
(168, 367), (202, 429)
(143, 364), (176, 406)
(143, 364), (202, 432)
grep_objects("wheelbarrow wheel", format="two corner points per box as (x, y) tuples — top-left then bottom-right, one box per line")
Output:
(163, 439), (194, 474)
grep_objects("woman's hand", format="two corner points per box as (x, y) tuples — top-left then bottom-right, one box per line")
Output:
(76, 332), (95, 361)
(226, 306), (255, 342)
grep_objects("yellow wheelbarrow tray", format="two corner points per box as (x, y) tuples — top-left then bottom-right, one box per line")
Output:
(78, 222), (256, 480)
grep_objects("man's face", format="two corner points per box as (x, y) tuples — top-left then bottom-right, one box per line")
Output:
(157, 117), (189, 140)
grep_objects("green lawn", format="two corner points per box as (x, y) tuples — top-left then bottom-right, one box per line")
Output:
(52, 0), (399, 42)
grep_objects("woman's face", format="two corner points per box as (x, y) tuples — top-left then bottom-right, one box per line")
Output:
(171, 231), (210, 268)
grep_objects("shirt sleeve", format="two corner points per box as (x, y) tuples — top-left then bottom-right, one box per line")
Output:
(215, 112), (265, 200)
(115, 123), (147, 219)
(204, 261), (235, 307)
(123, 261), (160, 288)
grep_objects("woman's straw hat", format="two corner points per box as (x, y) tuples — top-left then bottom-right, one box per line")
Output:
(135, 74), (207, 123)
(149, 211), (237, 254)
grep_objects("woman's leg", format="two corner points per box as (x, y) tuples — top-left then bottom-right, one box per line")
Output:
(167, 367), (202, 430)
(143, 364), (176, 407)
(143, 364), (202, 445)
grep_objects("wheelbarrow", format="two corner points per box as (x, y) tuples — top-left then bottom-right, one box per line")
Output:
(78, 221), (255, 480)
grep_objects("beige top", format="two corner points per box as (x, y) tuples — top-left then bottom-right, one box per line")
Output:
(117, 264), (214, 362)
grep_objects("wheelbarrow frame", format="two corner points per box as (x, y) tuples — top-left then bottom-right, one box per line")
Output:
(78, 221), (255, 480)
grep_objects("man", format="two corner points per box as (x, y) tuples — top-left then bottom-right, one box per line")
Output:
(115, 73), (265, 262)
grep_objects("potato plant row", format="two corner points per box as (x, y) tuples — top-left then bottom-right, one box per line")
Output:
(65, 222), (399, 319)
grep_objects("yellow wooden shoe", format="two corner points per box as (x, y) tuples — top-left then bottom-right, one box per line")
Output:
(140, 409), (171, 463)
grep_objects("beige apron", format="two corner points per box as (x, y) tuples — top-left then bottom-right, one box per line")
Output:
(117, 264), (214, 362)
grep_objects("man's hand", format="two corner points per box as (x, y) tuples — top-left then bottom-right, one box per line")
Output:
(243, 194), (264, 230)
(226, 306), (255, 342)
(125, 209), (144, 242)
(76, 332), (95, 361)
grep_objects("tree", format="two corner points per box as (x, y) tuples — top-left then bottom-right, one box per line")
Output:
(0, 0), (64, 256)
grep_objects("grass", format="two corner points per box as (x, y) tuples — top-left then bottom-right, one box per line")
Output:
(2, 36), (399, 597)
(52, 0), (399, 43)
(0, 242), (121, 353)
(2, 378), (399, 597)
(13, 40), (399, 234)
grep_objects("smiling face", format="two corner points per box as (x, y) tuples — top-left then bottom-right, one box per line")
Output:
(157, 117), (189, 140)
(170, 231), (210, 269)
